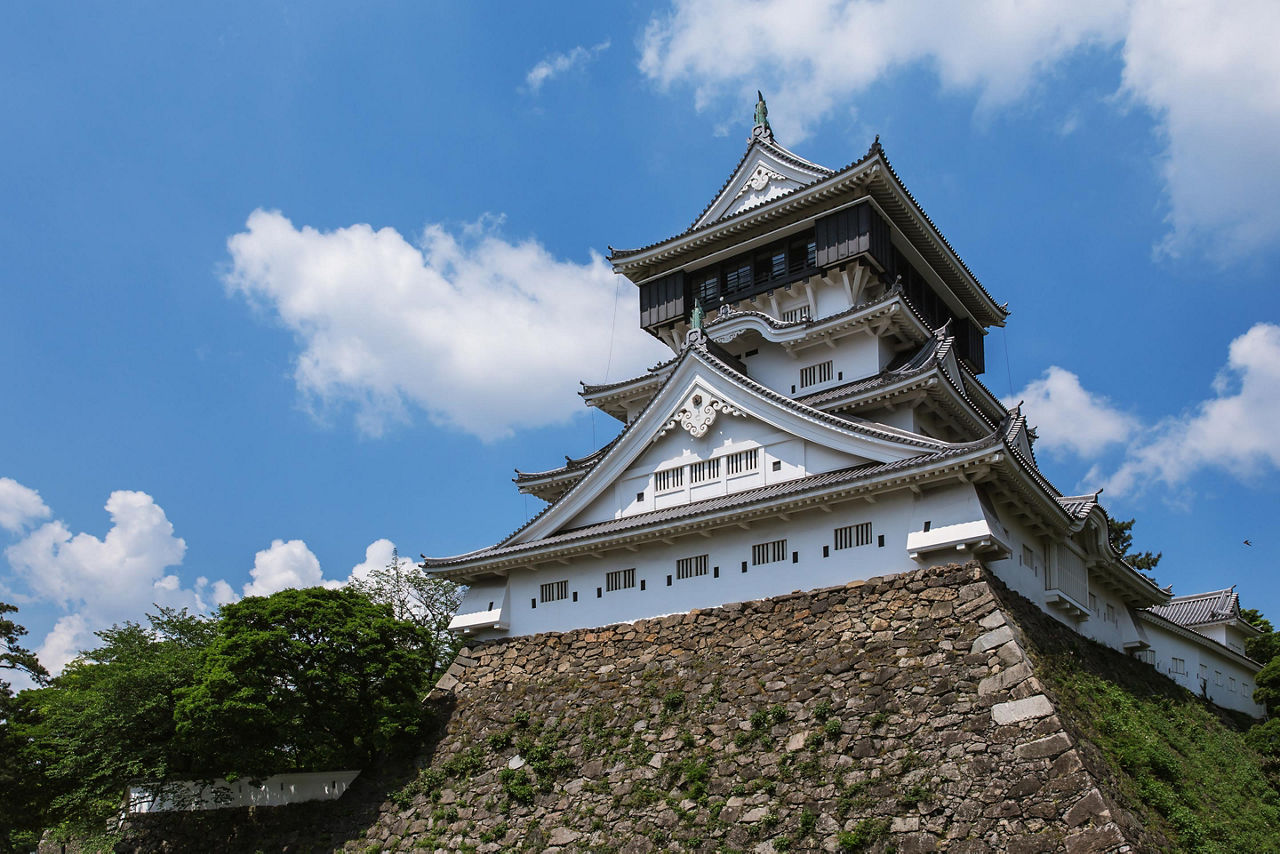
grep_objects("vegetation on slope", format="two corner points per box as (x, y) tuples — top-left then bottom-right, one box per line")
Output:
(1006, 580), (1280, 853)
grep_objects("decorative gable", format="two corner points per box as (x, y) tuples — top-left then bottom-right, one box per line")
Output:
(503, 344), (941, 546)
(691, 141), (832, 231)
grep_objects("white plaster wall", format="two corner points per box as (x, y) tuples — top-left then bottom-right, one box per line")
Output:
(494, 492), (920, 638)
(1140, 620), (1265, 716)
(981, 509), (1140, 654)
(127, 771), (360, 814)
(568, 417), (868, 528)
(743, 334), (884, 397)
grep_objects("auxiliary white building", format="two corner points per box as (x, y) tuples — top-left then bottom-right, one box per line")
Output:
(425, 101), (1264, 717)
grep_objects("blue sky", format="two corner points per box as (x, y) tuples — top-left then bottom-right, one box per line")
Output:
(3, 1), (1278, 677)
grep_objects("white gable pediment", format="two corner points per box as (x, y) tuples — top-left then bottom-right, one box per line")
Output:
(506, 347), (939, 546)
(693, 142), (831, 231)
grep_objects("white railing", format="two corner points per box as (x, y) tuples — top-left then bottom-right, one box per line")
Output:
(127, 770), (360, 814)
(1046, 560), (1088, 608)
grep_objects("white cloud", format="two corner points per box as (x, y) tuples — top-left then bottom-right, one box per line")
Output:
(640, 0), (1280, 255)
(224, 209), (667, 441)
(1, 484), (236, 675)
(1007, 366), (1138, 458)
(349, 537), (397, 585)
(0, 477), (51, 534)
(243, 538), (332, 598)
(1103, 323), (1280, 497)
(525, 40), (611, 92)
(5, 490), (189, 613)
(1120, 1), (1280, 258)
(35, 614), (89, 678)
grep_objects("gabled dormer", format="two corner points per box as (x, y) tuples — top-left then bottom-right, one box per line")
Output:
(690, 94), (833, 230)
(611, 97), (1006, 377)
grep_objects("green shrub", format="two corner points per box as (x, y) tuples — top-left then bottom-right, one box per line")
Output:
(837, 818), (888, 852)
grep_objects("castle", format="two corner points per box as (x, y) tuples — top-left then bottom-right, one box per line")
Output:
(425, 97), (1262, 717)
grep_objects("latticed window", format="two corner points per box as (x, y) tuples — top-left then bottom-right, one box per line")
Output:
(676, 554), (708, 579)
(724, 448), (758, 475)
(781, 307), (809, 323)
(540, 580), (568, 602)
(752, 539), (787, 566)
(605, 568), (635, 592)
(654, 467), (683, 492)
(799, 360), (833, 388)
(689, 458), (720, 484)
(834, 522), (872, 550)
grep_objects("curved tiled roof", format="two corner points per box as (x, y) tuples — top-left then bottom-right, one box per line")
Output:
(513, 438), (618, 483)
(610, 137), (1008, 327)
(1056, 493), (1102, 520)
(686, 136), (833, 233)
(1148, 588), (1258, 631)
(425, 440), (999, 572)
(609, 141), (874, 261)
(440, 335), (967, 558)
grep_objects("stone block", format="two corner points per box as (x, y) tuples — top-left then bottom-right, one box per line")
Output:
(978, 662), (1032, 696)
(1064, 788), (1110, 827)
(991, 694), (1054, 724)
(971, 625), (1014, 653)
(1014, 732), (1072, 760)
(1064, 823), (1126, 854)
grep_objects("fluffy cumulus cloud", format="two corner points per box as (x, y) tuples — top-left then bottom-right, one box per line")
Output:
(2, 487), (220, 674)
(224, 210), (667, 441)
(640, 0), (1280, 255)
(525, 40), (611, 92)
(5, 490), (190, 613)
(1119, 2), (1280, 257)
(0, 478), (407, 675)
(1008, 324), (1280, 499)
(242, 538), (332, 598)
(349, 537), (397, 585)
(1006, 366), (1138, 459)
(1102, 323), (1280, 497)
(0, 477), (52, 534)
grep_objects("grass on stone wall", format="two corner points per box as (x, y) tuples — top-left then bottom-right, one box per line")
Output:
(1043, 656), (1280, 853)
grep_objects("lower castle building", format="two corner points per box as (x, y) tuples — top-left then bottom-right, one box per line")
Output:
(424, 99), (1264, 717)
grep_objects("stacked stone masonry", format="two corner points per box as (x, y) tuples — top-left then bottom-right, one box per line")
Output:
(117, 562), (1157, 853)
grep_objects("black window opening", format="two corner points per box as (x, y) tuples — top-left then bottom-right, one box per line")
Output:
(888, 244), (985, 373)
(687, 229), (819, 310)
(606, 567), (636, 592)
(752, 539), (788, 566)
(539, 580), (568, 603)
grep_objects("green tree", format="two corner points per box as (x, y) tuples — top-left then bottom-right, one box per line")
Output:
(350, 548), (464, 680)
(18, 608), (215, 835)
(1104, 512), (1162, 572)
(1255, 657), (1280, 718)
(174, 586), (433, 777)
(1241, 608), (1280, 665)
(1, 602), (50, 853)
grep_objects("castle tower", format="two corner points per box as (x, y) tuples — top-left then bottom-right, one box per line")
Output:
(425, 99), (1262, 715)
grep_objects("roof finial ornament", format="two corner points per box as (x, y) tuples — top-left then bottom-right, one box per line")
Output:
(751, 90), (773, 142)
(690, 299), (705, 331)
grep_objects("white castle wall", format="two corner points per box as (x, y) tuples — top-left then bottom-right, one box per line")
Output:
(126, 770), (360, 814)
(1137, 619), (1264, 716)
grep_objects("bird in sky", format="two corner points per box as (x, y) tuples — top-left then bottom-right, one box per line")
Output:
(1244, 540), (1252, 546)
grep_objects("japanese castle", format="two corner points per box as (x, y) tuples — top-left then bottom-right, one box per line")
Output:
(426, 97), (1264, 716)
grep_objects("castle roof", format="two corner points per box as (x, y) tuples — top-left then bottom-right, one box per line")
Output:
(1148, 588), (1263, 636)
(609, 139), (1008, 328)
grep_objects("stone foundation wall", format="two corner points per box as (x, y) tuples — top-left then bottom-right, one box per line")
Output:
(117, 562), (1149, 853)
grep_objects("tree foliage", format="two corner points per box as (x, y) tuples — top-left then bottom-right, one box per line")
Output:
(1241, 608), (1280, 665)
(1104, 512), (1162, 572)
(19, 608), (215, 834)
(1, 602), (51, 853)
(350, 548), (463, 681)
(173, 586), (435, 777)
